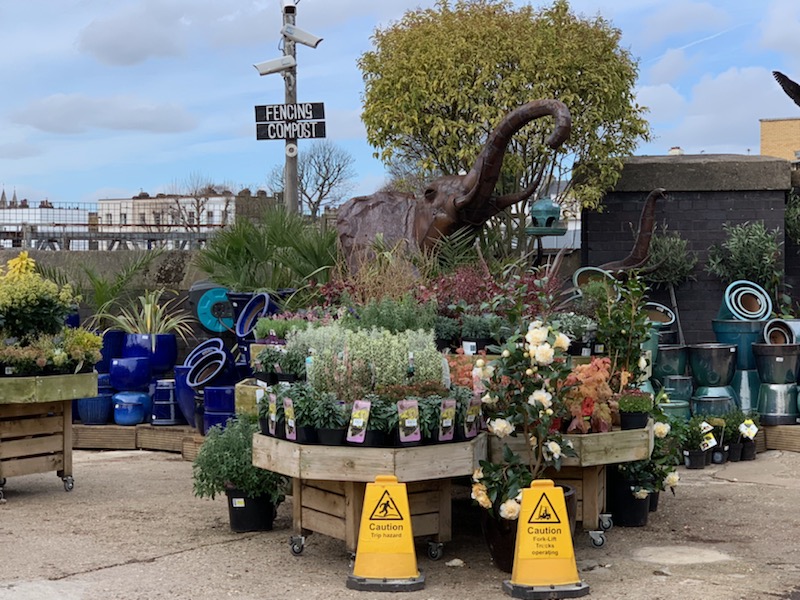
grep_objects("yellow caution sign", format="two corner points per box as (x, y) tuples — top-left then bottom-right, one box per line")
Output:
(504, 479), (589, 598)
(347, 475), (425, 592)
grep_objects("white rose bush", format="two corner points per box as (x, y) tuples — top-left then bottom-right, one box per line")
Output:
(472, 321), (577, 520)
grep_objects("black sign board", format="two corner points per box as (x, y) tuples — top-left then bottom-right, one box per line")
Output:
(257, 121), (326, 140)
(255, 102), (325, 123)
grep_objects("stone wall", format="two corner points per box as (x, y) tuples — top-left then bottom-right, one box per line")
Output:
(582, 154), (793, 345)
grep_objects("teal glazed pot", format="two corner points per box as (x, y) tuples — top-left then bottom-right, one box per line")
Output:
(711, 319), (766, 371)
(657, 400), (691, 422)
(688, 344), (737, 387)
(752, 343), (800, 384)
(717, 280), (772, 321)
(653, 345), (687, 385)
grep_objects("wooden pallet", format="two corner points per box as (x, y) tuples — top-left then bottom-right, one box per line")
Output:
(73, 424), (137, 450)
(181, 434), (205, 462)
(764, 425), (800, 452)
(136, 424), (196, 453)
(543, 464), (606, 531)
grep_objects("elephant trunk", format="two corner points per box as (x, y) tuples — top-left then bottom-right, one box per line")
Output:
(455, 99), (571, 216)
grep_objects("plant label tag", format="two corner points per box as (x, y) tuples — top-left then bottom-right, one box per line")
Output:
(739, 420), (759, 439)
(268, 393), (278, 436)
(4, 366), (14, 376)
(465, 394), (482, 438)
(700, 420), (714, 434)
(776, 356), (784, 362)
(347, 399), (371, 443)
(463, 340), (477, 356)
(700, 432), (718, 451)
(581, 346), (591, 357)
(439, 398), (456, 442)
(397, 399), (421, 443)
(231, 498), (246, 508)
(283, 397), (296, 441)
(255, 389), (265, 405)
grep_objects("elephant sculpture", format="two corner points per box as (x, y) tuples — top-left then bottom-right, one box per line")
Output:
(336, 99), (572, 271)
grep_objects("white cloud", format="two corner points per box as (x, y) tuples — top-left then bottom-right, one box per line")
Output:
(12, 94), (197, 134)
(759, 0), (800, 66)
(636, 83), (688, 123)
(648, 49), (694, 84)
(639, 1), (731, 47)
(0, 142), (43, 160)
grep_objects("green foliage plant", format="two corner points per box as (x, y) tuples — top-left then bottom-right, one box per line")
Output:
(342, 294), (437, 334)
(617, 389), (654, 413)
(460, 313), (500, 340)
(706, 221), (784, 305)
(96, 289), (196, 343)
(684, 415), (707, 451)
(192, 415), (288, 502)
(358, 0), (650, 211)
(434, 315), (461, 343)
(254, 317), (309, 341)
(309, 392), (350, 430)
(642, 226), (698, 288)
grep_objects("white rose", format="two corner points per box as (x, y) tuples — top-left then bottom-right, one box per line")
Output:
(499, 498), (521, 520)
(488, 418), (515, 438)
(502, 349), (511, 358)
(472, 467), (484, 483)
(545, 440), (562, 459)
(653, 422), (671, 439)
(481, 393), (498, 406)
(528, 389), (553, 409)
(528, 320), (543, 331)
(633, 489), (649, 500)
(475, 359), (485, 368)
(534, 343), (555, 365)
(553, 332), (571, 352)
(638, 355), (648, 370)
(526, 326), (549, 345)
(664, 471), (680, 488)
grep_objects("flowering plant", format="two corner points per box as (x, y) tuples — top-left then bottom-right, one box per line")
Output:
(561, 356), (614, 433)
(471, 320), (577, 519)
(0, 327), (102, 376)
(617, 413), (682, 498)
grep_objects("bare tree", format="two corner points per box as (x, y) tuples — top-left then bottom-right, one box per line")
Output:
(266, 141), (356, 221)
(162, 173), (235, 234)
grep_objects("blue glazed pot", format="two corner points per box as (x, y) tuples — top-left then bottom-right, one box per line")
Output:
(186, 350), (238, 389)
(152, 379), (184, 425)
(712, 319), (766, 371)
(113, 391), (152, 419)
(235, 293), (270, 339)
(225, 291), (255, 325)
(114, 393), (147, 426)
(96, 330), (126, 374)
(184, 338), (226, 368)
(174, 366), (199, 429)
(203, 411), (235, 435)
(109, 357), (151, 391)
(77, 394), (114, 425)
(204, 386), (236, 413)
(123, 333), (178, 376)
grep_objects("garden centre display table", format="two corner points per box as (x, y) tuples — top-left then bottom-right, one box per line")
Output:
(487, 421), (655, 535)
(0, 373), (97, 501)
(252, 433), (487, 556)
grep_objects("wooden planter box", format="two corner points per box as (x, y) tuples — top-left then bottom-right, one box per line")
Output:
(252, 434), (486, 553)
(0, 373), (98, 498)
(487, 422), (654, 530)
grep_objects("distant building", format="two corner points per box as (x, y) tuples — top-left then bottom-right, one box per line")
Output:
(760, 117), (800, 165)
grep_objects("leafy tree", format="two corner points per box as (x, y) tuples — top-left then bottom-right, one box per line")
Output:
(358, 0), (650, 211)
(267, 141), (356, 221)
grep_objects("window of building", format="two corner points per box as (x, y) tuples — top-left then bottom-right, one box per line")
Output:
(105, 213), (113, 225)
(139, 213), (146, 225)
(120, 213), (128, 225)
(207, 210), (214, 224)
(153, 212), (162, 226)
(188, 211), (196, 225)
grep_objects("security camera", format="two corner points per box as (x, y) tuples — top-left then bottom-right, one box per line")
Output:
(281, 0), (296, 14)
(281, 24), (323, 49)
(253, 55), (296, 76)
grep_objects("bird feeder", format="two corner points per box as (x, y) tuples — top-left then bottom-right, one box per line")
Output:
(526, 197), (567, 236)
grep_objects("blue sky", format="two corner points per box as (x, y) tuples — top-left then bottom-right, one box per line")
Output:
(1, 0), (799, 207)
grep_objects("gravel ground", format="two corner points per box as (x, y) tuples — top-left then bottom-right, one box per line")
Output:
(1, 449), (800, 600)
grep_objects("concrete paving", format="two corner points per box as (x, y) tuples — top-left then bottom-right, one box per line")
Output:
(1, 448), (800, 600)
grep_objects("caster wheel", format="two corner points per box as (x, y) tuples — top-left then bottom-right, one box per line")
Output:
(289, 535), (305, 556)
(599, 515), (613, 531)
(0, 478), (6, 487)
(63, 477), (74, 492)
(589, 532), (606, 548)
(427, 542), (444, 561)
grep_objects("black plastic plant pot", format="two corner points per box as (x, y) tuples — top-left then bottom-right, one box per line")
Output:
(225, 489), (276, 532)
(316, 427), (346, 446)
(619, 411), (649, 430)
(683, 450), (706, 469)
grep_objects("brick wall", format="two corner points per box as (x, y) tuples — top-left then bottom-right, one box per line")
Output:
(760, 118), (800, 162)
(582, 154), (792, 344)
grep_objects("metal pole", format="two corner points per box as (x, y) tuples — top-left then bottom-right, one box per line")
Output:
(283, 7), (299, 214)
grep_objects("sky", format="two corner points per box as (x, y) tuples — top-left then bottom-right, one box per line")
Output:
(1, 0), (799, 208)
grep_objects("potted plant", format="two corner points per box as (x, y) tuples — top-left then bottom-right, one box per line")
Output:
(723, 409), (746, 461)
(257, 390), (285, 438)
(683, 415), (707, 469)
(254, 317), (309, 343)
(310, 392), (350, 446)
(192, 415), (288, 532)
(97, 288), (196, 376)
(460, 313), (499, 354)
(347, 393), (396, 447)
(281, 381), (317, 444)
(254, 346), (284, 385)
(434, 315), (461, 351)
(561, 356), (614, 433)
(553, 312), (597, 355)
(617, 389), (653, 430)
